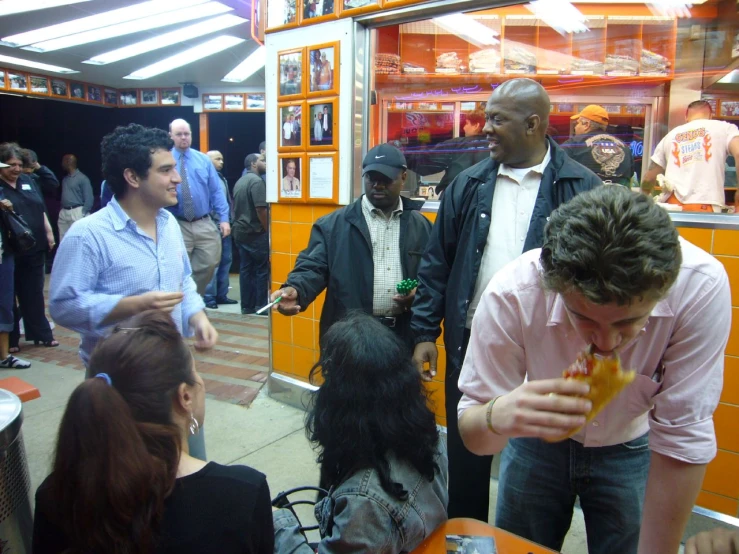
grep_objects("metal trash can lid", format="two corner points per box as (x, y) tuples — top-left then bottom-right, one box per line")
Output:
(0, 390), (22, 450)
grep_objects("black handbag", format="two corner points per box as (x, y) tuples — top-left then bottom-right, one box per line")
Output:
(0, 209), (36, 253)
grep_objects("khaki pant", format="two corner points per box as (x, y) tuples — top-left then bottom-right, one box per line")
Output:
(177, 218), (222, 295)
(58, 206), (84, 242)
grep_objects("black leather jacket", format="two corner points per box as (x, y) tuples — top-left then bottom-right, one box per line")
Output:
(411, 137), (603, 372)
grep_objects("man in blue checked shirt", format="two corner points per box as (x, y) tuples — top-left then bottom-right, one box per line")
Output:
(168, 119), (231, 296)
(49, 123), (218, 461)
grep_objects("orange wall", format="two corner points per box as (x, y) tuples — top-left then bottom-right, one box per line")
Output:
(269, 212), (739, 517)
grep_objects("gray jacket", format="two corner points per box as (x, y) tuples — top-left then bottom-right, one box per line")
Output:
(273, 439), (448, 553)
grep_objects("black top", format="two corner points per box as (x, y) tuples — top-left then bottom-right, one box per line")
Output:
(0, 174), (46, 255)
(33, 462), (275, 554)
(561, 132), (635, 186)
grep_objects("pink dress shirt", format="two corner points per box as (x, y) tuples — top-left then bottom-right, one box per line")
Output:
(458, 238), (731, 464)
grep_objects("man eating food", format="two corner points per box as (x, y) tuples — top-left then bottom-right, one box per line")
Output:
(457, 185), (730, 554)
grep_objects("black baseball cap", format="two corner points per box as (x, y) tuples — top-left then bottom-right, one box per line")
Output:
(362, 144), (407, 180)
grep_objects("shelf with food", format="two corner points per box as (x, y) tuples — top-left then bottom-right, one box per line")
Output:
(373, 71), (673, 87)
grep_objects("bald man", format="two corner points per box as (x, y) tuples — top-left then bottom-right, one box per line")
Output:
(58, 154), (92, 242)
(167, 119), (230, 295)
(411, 78), (602, 521)
(203, 150), (237, 308)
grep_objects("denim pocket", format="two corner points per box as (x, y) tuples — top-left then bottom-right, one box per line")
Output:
(619, 433), (650, 451)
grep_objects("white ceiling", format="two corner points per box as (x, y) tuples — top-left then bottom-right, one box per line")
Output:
(0, 0), (265, 90)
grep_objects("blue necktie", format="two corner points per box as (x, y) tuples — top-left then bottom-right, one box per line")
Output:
(179, 154), (195, 221)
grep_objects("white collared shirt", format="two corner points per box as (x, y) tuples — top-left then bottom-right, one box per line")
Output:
(466, 145), (551, 327)
(361, 195), (404, 316)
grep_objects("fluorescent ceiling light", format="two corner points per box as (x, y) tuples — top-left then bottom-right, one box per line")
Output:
(222, 45), (266, 82)
(26, 2), (233, 53)
(0, 0), (90, 17)
(124, 35), (245, 80)
(1, 0), (209, 48)
(433, 14), (499, 47)
(527, 0), (588, 34)
(0, 54), (78, 73)
(83, 14), (245, 65)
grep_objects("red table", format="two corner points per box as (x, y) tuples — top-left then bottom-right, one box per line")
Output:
(412, 518), (559, 553)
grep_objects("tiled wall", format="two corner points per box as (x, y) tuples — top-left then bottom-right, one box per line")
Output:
(678, 227), (739, 518)
(269, 210), (739, 516)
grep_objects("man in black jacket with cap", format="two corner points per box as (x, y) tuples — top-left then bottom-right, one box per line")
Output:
(269, 144), (432, 349)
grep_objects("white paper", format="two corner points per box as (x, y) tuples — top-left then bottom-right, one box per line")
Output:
(310, 157), (334, 199)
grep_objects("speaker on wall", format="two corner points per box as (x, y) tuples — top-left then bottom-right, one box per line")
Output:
(183, 84), (199, 99)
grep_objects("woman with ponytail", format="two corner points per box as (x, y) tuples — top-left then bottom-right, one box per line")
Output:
(32, 310), (274, 554)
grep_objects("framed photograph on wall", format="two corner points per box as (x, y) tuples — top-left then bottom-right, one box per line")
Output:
(160, 88), (180, 105)
(307, 152), (338, 203)
(0, 70), (6, 90)
(278, 48), (305, 101)
(278, 102), (305, 152)
(302, 0), (337, 25)
(247, 93), (265, 110)
(307, 97), (337, 151)
(224, 93), (245, 110)
(339, 0), (380, 17)
(30, 76), (49, 95)
(279, 154), (305, 201)
(267, 0), (298, 30)
(8, 73), (27, 91)
(69, 82), (85, 99)
(50, 79), (68, 97)
(104, 88), (118, 105)
(140, 89), (158, 105)
(307, 42), (339, 97)
(720, 100), (739, 118)
(203, 94), (223, 111)
(119, 89), (138, 106)
(87, 85), (102, 102)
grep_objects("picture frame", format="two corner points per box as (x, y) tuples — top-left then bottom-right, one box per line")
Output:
(30, 75), (49, 95)
(224, 93), (245, 110)
(339, 0), (380, 18)
(246, 93), (265, 110)
(301, 0), (337, 25)
(140, 89), (158, 105)
(307, 42), (339, 97)
(203, 94), (223, 111)
(0, 69), (6, 90)
(278, 102), (306, 152)
(160, 88), (181, 106)
(69, 82), (85, 100)
(381, 0), (425, 8)
(306, 152), (339, 204)
(720, 100), (739, 118)
(87, 85), (102, 103)
(278, 154), (306, 202)
(307, 97), (337, 151)
(8, 73), (27, 91)
(104, 88), (118, 105)
(50, 79), (68, 97)
(119, 89), (138, 106)
(278, 48), (305, 101)
(267, 0), (298, 31)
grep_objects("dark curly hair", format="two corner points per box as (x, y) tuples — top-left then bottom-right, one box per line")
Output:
(101, 123), (173, 199)
(540, 185), (681, 305)
(307, 312), (440, 500)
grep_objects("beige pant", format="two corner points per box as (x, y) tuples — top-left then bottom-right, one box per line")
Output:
(58, 206), (84, 242)
(177, 218), (222, 295)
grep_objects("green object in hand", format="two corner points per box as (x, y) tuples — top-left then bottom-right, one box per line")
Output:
(396, 278), (418, 295)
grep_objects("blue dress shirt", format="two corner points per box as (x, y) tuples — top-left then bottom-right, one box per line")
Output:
(168, 148), (229, 222)
(49, 197), (205, 366)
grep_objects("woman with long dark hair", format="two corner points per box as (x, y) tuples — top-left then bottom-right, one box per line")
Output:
(33, 311), (274, 554)
(273, 311), (448, 553)
(0, 142), (58, 351)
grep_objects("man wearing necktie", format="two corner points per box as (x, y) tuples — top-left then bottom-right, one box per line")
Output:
(322, 106), (331, 139)
(168, 119), (230, 296)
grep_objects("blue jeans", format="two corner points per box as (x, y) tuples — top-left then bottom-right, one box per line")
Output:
(204, 235), (233, 303)
(236, 233), (270, 313)
(496, 434), (651, 554)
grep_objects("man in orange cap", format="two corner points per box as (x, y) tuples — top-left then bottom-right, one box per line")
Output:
(562, 104), (635, 186)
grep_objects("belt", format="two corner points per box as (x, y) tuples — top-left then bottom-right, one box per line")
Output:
(376, 316), (405, 329)
(175, 214), (210, 222)
(62, 204), (82, 210)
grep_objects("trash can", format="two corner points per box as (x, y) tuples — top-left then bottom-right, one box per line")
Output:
(0, 389), (32, 553)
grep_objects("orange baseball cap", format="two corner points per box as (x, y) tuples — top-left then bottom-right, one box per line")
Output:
(571, 105), (609, 126)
